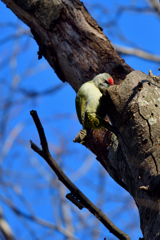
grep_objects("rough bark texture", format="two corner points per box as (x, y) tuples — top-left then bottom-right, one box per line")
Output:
(102, 70), (160, 240)
(2, 0), (132, 90)
(2, 0), (160, 239)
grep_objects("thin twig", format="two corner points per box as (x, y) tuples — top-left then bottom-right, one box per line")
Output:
(0, 205), (15, 240)
(114, 44), (160, 62)
(30, 110), (131, 240)
(0, 195), (78, 240)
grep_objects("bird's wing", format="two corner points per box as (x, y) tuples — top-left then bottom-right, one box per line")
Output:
(75, 91), (87, 125)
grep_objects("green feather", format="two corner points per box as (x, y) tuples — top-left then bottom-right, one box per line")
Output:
(74, 73), (116, 143)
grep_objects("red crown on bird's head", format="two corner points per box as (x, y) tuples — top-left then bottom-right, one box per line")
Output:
(108, 77), (114, 85)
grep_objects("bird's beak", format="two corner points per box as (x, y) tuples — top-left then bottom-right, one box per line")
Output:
(99, 82), (110, 93)
(100, 82), (110, 87)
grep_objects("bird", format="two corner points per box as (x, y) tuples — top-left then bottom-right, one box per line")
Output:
(73, 73), (116, 144)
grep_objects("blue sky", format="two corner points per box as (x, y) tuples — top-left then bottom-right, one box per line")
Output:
(0, 0), (160, 239)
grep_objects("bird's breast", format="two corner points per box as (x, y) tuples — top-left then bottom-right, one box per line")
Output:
(80, 82), (102, 111)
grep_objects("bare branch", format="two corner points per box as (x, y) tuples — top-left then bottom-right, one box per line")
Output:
(146, 0), (160, 14)
(30, 110), (131, 240)
(0, 29), (30, 46)
(0, 195), (78, 240)
(0, 206), (15, 240)
(114, 44), (160, 62)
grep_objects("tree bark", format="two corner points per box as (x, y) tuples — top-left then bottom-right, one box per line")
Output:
(102, 70), (160, 240)
(2, 0), (160, 239)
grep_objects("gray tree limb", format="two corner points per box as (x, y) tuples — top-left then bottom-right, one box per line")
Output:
(102, 70), (160, 240)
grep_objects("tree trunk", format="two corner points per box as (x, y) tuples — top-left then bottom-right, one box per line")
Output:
(2, 0), (160, 239)
(102, 70), (160, 240)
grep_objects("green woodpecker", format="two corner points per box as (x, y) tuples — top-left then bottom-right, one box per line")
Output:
(73, 73), (116, 144)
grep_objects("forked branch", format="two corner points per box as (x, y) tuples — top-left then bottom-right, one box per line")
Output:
(30, 110), (131, 240)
